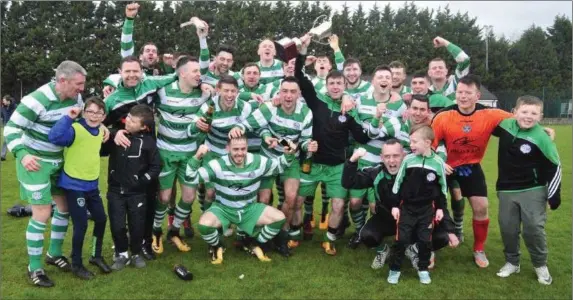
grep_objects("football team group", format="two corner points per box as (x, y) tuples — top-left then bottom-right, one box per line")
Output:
(3, 3), (562, 288)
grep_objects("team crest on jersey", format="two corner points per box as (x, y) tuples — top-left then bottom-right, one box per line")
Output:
(236, 116), (242, 123)
(248, 171), (256, 178)
(32, 192), (42, 200)
(426, 173), (436, 182)
(520, 144), (532, 154)
(462, 124), (472, 133)
(77, 197), (86, 207)
(293, 122), (300, 130)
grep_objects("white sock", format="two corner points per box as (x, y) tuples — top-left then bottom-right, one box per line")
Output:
(119, 251), (129, 259)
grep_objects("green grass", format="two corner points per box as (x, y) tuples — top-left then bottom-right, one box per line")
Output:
(1, 126), (571, 299)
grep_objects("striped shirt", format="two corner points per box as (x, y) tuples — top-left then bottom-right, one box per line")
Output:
(120, 17), (134, 58)
(256, 59), (284, 85)
(198, 37), (243, 87)
(355, 94), (403, 165)
(346, 80), (373, 101)
(311, 49), (346, 94)
(188, 96), (253, 156)
(4, 82), (81, 159)
(155, 81), (210, 154)
(236, 101), (313, 158)
(186, 152), (293, 208)
(429, 42), (471, 101)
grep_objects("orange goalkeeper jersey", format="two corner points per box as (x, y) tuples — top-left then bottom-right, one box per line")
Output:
(431, 104), (511, 168)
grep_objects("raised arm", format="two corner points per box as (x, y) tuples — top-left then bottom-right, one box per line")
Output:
(121, 3), (139, 58)
(341, 158), (381, 190)
(328, 34), (345, 71)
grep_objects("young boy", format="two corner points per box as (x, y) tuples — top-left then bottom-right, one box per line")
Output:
(387, 124), (448, 285)
(101, 104), (161, 270)
(492, 96), (561, 285)
(48, 97), (112, 280)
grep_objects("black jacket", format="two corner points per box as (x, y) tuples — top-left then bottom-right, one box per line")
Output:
(295, 54), (370, 166)
(341, 159), (455, 233)
(101, 130), (160, 195)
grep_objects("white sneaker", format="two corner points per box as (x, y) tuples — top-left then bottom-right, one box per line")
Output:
(371, 245), (390, 270)
(405, 244), (419, 271)
(473, 251), (489, 268)
(534, 266), (552, 285)
(496, 262), (520, 278)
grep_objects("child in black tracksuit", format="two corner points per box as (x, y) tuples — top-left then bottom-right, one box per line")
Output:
(101, 105), (160, 271)
(387, 125), (448, 285)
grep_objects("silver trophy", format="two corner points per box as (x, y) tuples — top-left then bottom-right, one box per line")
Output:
(274, 14), (333, 61)
(180, 17), (207, 33)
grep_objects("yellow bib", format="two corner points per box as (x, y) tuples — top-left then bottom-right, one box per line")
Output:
(63, 123), (103, 181)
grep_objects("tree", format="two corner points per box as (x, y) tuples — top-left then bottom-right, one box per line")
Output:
(547, 15), (572, 89)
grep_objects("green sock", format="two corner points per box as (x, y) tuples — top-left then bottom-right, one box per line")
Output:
(257, 219), (285, 244)
(153, 201), (168, 231)
(173, 200), (192, 229)
(47, 208), (69, 257)
(27, 218), (47, 272)
(451, 197), (466, 231)
(198, 224), (220, 246)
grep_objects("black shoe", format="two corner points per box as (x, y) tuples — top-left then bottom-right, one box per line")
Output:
(89, 256), (112, 274)
(111, 255), (130, 271)
(71, 264), (94, 280)
(131, 254), (146, 268)
(347, 232), (361, 249)
(273, 241), (291, 257)
(45, 255), (72, 272)
(28, 268), (54, 287)
(1, 157), (6, 161)
(141, 244), (156, 260)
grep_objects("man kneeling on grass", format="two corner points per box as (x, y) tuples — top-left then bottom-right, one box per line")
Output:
(185, 136), (294, 264)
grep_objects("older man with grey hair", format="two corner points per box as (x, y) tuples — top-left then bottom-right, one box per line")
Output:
(4, 60), (108, 287)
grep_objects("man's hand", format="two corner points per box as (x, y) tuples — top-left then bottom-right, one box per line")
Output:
(100, 125), (110, 143)
(114, 129), (131, 148)
(228, 127), (244, 139)
(401, 109), (411, 121)
(200, 83), (214, 96)
(543, 127), (555, 141)
(375, 103), (387, 119)
(402, 93), (413, 104)
(194, 144), (209, 160)
(328, 34), (340, 51)
(192, 17), (209, 38)
(283, 145), (296, 155)
(21, 154), (41, 172)
(305, 55), (317, 66)
(444, 163), (454, 175)
(68, 107), (81, 119)
(265, 136), (278, 148)
(125, 2), (140, 18)
(306, 140), (318, 153)
(349, 147), (367, 163)
(271, 95), (281, 107)
(391, 207), (400, 221)
(251, 93), (264, 104)
(196, 117), (210, 133)
(103, 85), (115, 98)
(433, 36), (450, 48)
(435, 209), (443, 222)
(369, 203), (376, 215)
(448, 233), (460, 248)
(300, 33), (312, 52)
(341, 94), (355, 115)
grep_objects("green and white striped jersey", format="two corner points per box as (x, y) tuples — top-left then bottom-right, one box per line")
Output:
(185, 152), (294, 208)
(198, 37), (243, 87)
(346, 80), (373, 101)
(429, 42), (470, 101)
(3, 82), (81, 159)
(236, 101), (313, 159)
(120, 17), (135, 58)
(104, 74), (177, 115)
(238, 83), (277, 102)
(397, 85), (412, 96)
(256, 59), (284, 85)
(155, 81), (210, 154)
(355, 94), (403, 165)
(311, 49), (346, 94)
(188, 96), (253, 156)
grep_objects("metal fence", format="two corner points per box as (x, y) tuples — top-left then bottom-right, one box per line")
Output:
(493, 88), (572, 118)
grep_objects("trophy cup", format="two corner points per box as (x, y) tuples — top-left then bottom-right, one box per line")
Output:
(274, 14), (333, 62)
(180, 17), (207, 33)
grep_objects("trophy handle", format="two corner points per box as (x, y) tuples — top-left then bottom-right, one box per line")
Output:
(310, 14), (332, 46)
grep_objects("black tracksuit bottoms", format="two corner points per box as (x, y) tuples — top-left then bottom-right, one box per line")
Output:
(108, 191), (147, 255)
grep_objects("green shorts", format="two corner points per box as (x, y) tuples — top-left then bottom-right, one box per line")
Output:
(299, 163), (348, 200)
(349, 161), (376, 203)
(207, 201), (266, 236)
(260, 159), (300, 190)
(201, 151), (223, 189)
(159, 150), (196, 190)
(16, 157), (64, 205)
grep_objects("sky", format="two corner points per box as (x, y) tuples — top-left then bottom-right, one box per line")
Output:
(324, 1), (572, 41)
